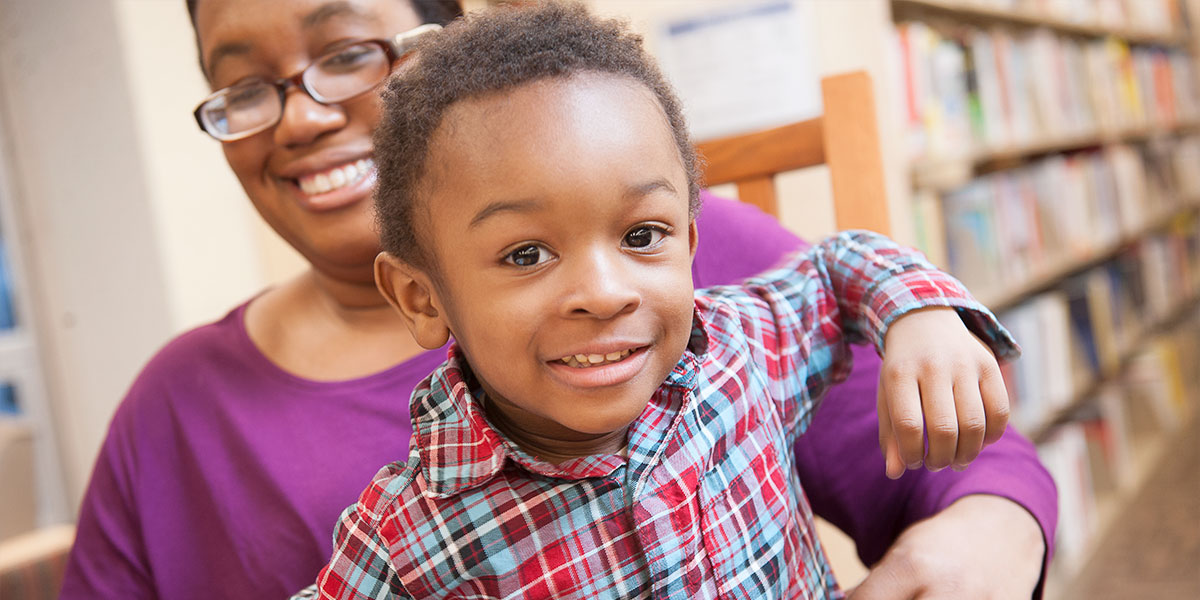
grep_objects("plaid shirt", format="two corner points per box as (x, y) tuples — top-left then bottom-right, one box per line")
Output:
(296, 231), (1018, 600)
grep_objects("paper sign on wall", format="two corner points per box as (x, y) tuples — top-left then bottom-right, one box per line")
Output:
(655, 0), (822, 142)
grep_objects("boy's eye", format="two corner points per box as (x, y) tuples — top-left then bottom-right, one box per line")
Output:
(504, 244), (550, 267)
(623, 226), (665, 249)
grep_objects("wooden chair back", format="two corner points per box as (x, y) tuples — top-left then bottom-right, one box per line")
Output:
(695, 70), (891, 235)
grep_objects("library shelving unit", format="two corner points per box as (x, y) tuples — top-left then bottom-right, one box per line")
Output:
(0, 112), (69, 535)
(888, 0), (1200, 596)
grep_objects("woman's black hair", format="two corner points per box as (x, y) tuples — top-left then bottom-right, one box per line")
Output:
(185, 0), (462, 27)
(185, 0), (464, 77)
(374, 1), (702, 269)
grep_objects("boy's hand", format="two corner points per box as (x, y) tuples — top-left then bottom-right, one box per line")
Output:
(878, 307), (1009, 479)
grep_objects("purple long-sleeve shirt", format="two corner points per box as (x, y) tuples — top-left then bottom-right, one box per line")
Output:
(61, 193), (1056, 599)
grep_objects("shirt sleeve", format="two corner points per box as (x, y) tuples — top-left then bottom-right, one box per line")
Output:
(59, 401), (156, 600)
(710, 229), (1019, 443)
(692, 196), (1054, 595)
(311, 499), (409, 599)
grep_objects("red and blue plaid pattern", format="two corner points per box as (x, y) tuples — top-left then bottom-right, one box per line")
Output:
(296, 230), (1018, 600)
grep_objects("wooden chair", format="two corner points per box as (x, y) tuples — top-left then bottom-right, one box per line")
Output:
(697, 73), (889, 586)
(696, 70), (891, 236)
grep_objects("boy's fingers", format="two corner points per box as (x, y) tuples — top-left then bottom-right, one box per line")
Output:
(885, 370), (926, 471)
(920, 377), (957, 472)
(979, 362), (1010, 445)
(877, 384), (904, 479)
(952, 376), (986, 468)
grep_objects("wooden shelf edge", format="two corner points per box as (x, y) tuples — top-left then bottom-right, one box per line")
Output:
(913, 121), (1200, 189)
(891, 0), (1188, 46)
(979, 199), (1200, 311)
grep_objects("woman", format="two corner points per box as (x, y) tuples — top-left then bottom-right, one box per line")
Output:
(61, 1), (1054, 598)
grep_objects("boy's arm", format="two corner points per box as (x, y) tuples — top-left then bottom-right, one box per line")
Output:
(693, 194), (1054, 597)
(302, 502), (410, 600)
(723, 229), (1017, 439)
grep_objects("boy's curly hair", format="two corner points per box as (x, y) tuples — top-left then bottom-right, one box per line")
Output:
(374, 1), (702, 269)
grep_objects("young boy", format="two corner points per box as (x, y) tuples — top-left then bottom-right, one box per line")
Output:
(297, 3), (1017, 599)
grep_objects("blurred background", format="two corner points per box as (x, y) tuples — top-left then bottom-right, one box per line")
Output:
(1, 0), (1199, 598)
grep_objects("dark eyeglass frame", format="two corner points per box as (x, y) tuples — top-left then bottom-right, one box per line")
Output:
(193, 23), (441, 142)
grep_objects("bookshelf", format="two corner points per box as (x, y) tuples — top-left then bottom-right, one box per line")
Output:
(887, 0), (1200, 596)
(892, 0), (1190, 45)
(912, 121), (1200, 190)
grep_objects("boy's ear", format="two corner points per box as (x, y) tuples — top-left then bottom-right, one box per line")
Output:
(688, 220), (699, 260)
(375, 252), (451, 349)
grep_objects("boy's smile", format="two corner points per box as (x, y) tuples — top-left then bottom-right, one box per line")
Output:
(379, 73), (698, 461)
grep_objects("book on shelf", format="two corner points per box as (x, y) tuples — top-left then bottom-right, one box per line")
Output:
(944, 0), (1183, 31)
(1087, 386), (1135, 492)
(933, 134), (1200, 303)
(910, 188), (950, 269)
(1034, 313), (1200, 577)
(0, 231), (17, 414)
(0, 235), (15, 332)
(995, 217), (1200, 436)
(0, 384), (15, 415)
(998, 291), (1075, 431)
(893, 14), (1200, 163)
(1126, 335), (1196, 431)
(1038, 421), (1096, 573)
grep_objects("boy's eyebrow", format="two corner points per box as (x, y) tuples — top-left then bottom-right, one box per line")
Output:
(625, 179), (677, 199)
(469, 198), (544, 229)
(468, 179), (678, 229)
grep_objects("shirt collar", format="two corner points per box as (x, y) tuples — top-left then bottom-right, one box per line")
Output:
(412, 305), (711, 497)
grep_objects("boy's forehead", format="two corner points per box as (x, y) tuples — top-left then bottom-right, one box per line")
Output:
(410, 73), (690, 244)
(426, 74), (682, 182)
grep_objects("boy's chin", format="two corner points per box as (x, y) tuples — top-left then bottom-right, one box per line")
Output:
(559, 407), (646, 438)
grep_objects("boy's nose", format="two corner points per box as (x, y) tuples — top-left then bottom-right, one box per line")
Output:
(560, 249), (641, 320)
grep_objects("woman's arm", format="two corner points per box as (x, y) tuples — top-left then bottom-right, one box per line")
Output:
(59, 401), (155, 600)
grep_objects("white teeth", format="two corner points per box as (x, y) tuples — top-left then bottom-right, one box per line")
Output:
(560, 348), (634, 368)
(296, 158), (374, 196)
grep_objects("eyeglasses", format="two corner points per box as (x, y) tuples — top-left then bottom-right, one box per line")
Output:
(193, 23), (441, 142)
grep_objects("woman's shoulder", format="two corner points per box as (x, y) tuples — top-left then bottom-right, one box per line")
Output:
(95, 301), (263, 460)
(132, 302), (255, 387)
(114, 301), (275, 419)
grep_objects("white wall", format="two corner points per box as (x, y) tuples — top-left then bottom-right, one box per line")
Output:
(112, 0), (271, 329)
(0, 0), (288, 509)
(0, 0), (167, 510)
